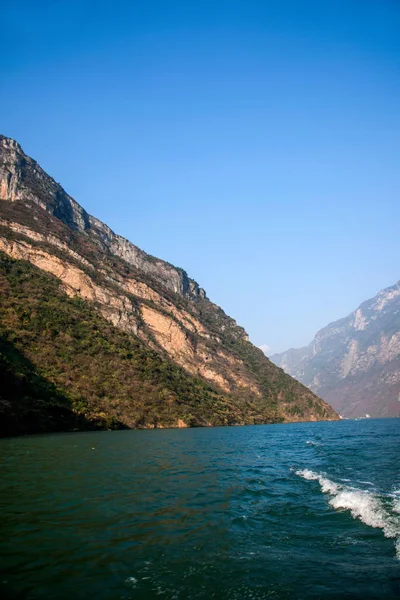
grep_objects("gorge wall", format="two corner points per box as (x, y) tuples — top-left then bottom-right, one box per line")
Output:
(0, 135), (338, 435)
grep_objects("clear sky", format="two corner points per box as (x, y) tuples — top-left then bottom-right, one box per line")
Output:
(1, 0), (399, 353)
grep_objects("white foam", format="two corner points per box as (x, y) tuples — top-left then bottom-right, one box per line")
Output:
(329, 490), (386, 529)
(296, 469), (400, 559)
(357, 480), (374, 486)
(296, 469), (339, 494)
(387, 490), (400, 515)
(392, 497), (400, 515)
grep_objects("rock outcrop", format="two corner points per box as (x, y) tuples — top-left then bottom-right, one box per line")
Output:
(0, 134), (338, 434)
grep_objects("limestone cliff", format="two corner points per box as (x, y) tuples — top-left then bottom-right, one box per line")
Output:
(271, 284), (400, 418)
(0, 136), (205, 299)
(0, 134), (338, 434)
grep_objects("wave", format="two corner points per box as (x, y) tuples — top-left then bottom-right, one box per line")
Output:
(296, 469), (400, 559)
(390, 490), (400, 515)
(124, 577), (138, 588)
(305, 440), (321, 447)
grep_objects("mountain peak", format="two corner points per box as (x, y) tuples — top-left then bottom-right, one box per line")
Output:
(0, 134), (27, 201)
(0, 134), (22, 151)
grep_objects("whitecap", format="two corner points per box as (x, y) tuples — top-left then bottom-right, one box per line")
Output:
(295, 469), (339, 494)
(296, 469), (400, 559)
(392, 497), (400, 515)
(124, 577), (138, 587)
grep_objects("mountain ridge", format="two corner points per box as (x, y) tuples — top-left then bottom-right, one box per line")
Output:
(0, 134), (338, 434)
(0, 135), (207, 301)
(271, 281), (400, 418)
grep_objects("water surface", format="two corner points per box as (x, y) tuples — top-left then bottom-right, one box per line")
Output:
(1, 419), (399, 599)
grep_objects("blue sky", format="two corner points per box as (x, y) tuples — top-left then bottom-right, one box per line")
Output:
(1, 0), (399, 353)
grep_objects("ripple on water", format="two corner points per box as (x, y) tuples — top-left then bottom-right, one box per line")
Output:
(0, 420), (399, 599)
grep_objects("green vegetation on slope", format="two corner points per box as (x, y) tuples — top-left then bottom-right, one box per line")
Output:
(0, 252), (281, 436)
(195, 297), (334, 421)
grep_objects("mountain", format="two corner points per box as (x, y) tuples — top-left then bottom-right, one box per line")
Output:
(0, 135), (338, 435)
(271, 284), (400, 419)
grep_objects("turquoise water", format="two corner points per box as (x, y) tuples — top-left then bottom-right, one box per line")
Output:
(0, 419), (399, 599)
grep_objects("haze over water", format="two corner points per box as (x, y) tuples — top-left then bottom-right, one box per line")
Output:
(1, 419), (399, 599)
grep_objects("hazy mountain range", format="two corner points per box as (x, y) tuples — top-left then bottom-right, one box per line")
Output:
(271, 283), (400, 418)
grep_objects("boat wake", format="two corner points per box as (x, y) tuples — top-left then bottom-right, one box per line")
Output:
(296, 469), (400, 559)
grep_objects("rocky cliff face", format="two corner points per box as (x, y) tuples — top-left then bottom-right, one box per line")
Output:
(0, 137), (206, 299)
(0, 134), (338, 434)
(271, 284), (400, 418)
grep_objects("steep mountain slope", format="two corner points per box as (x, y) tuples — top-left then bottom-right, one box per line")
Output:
(271, 283), (400, 418)
(0, 135), (338, 434)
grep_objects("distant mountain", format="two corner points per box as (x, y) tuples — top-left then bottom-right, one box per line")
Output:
(271, 283), (400, 418)
(0, 135), (338, 435)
